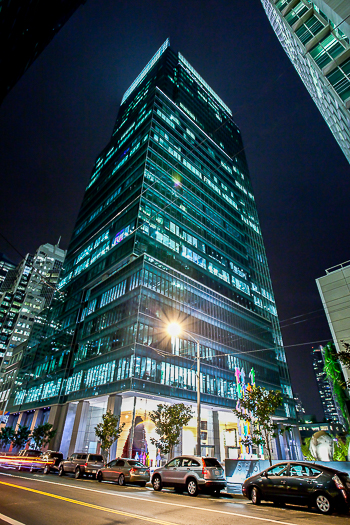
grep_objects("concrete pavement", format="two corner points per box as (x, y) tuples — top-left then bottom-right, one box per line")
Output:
(0, 469), (349, 525)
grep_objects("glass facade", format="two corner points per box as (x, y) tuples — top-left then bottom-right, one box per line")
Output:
(260, 0), (350, 164)
(6, 42), (295, 438)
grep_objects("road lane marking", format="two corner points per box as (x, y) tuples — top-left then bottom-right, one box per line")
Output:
(0, 481), (176, 525)
(0, 478), (299, 525)
(0, 513), (26, 525)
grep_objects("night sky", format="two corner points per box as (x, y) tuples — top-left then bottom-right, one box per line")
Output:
(1, 0), (349, 420)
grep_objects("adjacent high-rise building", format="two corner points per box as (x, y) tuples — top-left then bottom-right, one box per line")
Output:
(316, 260), (350, 389)
(0, 253), (16, 289)
(6, 41), (298, 461)
(312, 345), (346, 425)
(293, 392), (306, 420)
(260, 0), (350, 163)
(0, 242), (66, 369)
(0, 0), (86, 104)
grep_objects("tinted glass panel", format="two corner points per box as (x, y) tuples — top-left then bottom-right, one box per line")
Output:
(89, 455), (103, 462)
(190, 460), (200, 466)
(267, 464), (288, 475)
(116, 459), (125, 466)
(309, 467), (322, 477)
(203, 458), (221, 467)
(127, 460), (145, 467)
(108, 460), (117, 467)
(76, 454), (87, 460)
(167, 458), (182, 467)
(289, 465), (310, 477)
(181, 458), (192, 467)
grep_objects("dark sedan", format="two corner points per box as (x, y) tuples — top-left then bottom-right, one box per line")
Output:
(97, 458), (150, 486)
(242, 461), (350, 514)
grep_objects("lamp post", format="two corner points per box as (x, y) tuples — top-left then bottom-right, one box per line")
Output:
(167, 323), (201, 456)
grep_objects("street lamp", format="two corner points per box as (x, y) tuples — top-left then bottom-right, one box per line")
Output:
(167, 322), (201, 456)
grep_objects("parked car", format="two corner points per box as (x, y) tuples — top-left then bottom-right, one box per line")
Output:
(242, 461), (350, 514)
(58, 453), (104, 479)
(42, 451), (64, 474)
(151, 456), (226, 497)
(97, 458), (150, 486)
(18, 449), (42, 457)
(16, 450), (44, 471)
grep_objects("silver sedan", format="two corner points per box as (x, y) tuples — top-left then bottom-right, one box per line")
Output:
(97, 458), (150, 486)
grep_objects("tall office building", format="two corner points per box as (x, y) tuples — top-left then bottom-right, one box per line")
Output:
(312, 345), (346, 425)
(0, 254), (16, 289)
(316, 260), (350, 390)
(0, 242), (65, 369)
(260, 0), (350, 163)
(0, 0), (85, 104)
(6, 41), (297, 461)
(293, 392), (306, 420)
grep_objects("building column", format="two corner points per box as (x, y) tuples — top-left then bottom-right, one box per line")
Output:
(47, 404), (68, 452)
(107, 394), (122, 460)
(128, 396), (137, 458)
(68, 400), (89, 456)
(213, 411), (221, 461)
(14, 411), (26, 431)
(30, 409), (43, 432)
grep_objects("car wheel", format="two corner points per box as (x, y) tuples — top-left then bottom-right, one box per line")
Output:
(58, 465), (65, 476)
(152, 475), (162, 491)
(75, 468), (82, 479)
(44, 465), (50, 475)
(187, 479), (198, 497)
(251, 486), (261, 505)
(315, 493), (333, 515)
(118, 474), (125, 486)
(97, 471), (103, 483)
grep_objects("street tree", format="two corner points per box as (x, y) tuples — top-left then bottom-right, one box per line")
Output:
(31, 423), (57, 450)
(0, 427), (15, 451)
(12, 425), (31, 451)
(232, 386), (289, 466)
(94, 410), (125, 462)
(339, 340), (350, 369)
(150, 403), (193, 458)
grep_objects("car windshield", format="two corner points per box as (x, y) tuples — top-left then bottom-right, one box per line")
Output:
(128, 460), (144, 467)
(267, 464), (288, 476)
(203, 458), (221, 468)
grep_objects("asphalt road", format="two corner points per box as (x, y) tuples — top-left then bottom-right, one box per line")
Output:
(0, 469), (349, 525)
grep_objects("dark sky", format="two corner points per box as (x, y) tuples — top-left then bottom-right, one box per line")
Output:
(0, 0), (349, 419)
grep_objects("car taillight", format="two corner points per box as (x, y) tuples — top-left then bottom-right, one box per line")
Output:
(201, 458), (209, 476)
(84, 462), (88, 467)
(333, 475), (345, 490)
(146, 469), (150, 474)
(130, 468), (138, 474)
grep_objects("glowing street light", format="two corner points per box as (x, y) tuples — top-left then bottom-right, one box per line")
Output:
(167, 322), (201, 457)
(167, 323), (182, 338)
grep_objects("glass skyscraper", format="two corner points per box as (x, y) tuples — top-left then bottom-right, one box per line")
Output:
(6, 41), (297, 461)
(260, 0), (350, 163)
